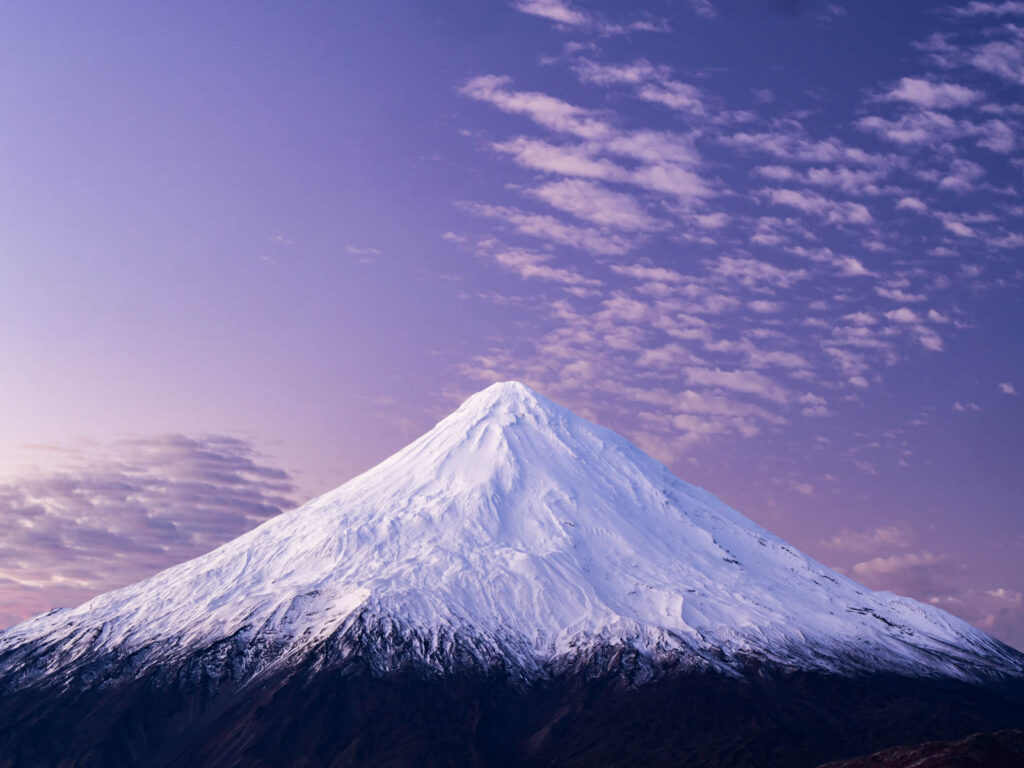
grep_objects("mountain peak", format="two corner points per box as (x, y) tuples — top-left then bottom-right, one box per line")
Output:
(454, 380), (555, 422)
(469, 379), (539, 402)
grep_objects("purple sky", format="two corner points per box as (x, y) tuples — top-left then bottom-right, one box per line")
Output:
(1, 0), (1023, 648)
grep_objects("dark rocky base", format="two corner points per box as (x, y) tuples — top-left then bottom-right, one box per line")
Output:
(2, 659), (1023, 768)
(818, 729), (1024, 767)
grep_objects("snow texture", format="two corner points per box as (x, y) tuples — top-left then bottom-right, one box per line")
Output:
(1, 382), (1020, 685)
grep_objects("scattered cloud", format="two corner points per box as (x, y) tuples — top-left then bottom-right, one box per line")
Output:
(852, 550), (947, 580)
(683, 366), (790, 404)
(512, 0), (587, 26)
(462, 202), (635, 255)
(948, 2), (1024, 16)
(463, 76), (714, 200)
(897, 196), (928, 212)
(763, 187), (873, 224)
(0, 435), (296, 629)
(529, 179), (661, 231)
(689, 0), (718, 19)
(882, 77), (982, 109)
(345, 244), (382, 255)
(511, 0), (671, 35)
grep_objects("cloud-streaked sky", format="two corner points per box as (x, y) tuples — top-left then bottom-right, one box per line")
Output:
(1, 1), (1022, 648)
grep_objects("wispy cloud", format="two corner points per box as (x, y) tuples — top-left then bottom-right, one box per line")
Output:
(461, 201), (636, 254)
(762, 188), (873, 224)
(451, 0), (1017, 495)
(512, 0), (587, 26)
(462, 75), (713, 200)
(948, 1), (1024, 16)
(881, 77), (983, 109)
(528, 179), (661, 231)
(0, 435), (296, 628)
(511, 0), (671, 35)
(574, 58), (707, 115)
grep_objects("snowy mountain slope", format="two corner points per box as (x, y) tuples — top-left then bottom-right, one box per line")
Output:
(1, 381), (1020, 689)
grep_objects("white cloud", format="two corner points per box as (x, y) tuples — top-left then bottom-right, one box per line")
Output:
(858, 110), (957, 145)
(460, 75), (611, 140)
(852, 551), (944, 579)
(942, 219), (976, 237)
(885, 307), (921, 324)
(897, 196), (928, 212)
(971, 35), (1024, 85)
(724, 130), (890, 165)
(462, 202), (635, 255)
(883, 77), (982, 109)
(938, 158), (985, 193)
(843, 312), (877, 325)
(764, 188), (873, 224)
(876, 286), (926, 302)
(466, 78), (713, 200)
(859, 110), (1015, 153)
(689, 0), (718, 18)
(630, 161), (713, 199)
(711, 256), (809, 289)
(695, 212), (729, 229)
(529, 179), (660, 230)
(512, 0), (587, 26)
(493, 137), (622, 180)
(345, 244), (381, 255)
(950, 1), (1024, 15)
(834, 256), (875, 277)
(748, 299), (782, 313)
(0, 436), (296, 628)
(999, 381), (1017, 395)
(799, 392), (832, 417)
(755, 165), (797, 182)
(454, 29), (998, 467)
(491, 247), (602, 288)
(573, 58), (663, 85)
(824, 525), (915, 554)
(683, 366), (790, 404)
(610, 263), (686, 284)
(574, 58), (707, 115)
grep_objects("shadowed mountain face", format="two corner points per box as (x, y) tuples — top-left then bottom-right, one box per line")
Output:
(1, 383), (1022, 767)
(1, 656), (1023, 768)
(817, 729), (1024, 768)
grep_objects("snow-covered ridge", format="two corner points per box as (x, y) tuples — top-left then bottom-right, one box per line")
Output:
(1, 382), (1021, 686)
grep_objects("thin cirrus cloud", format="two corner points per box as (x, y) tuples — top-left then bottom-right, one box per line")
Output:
(0, 435), (297, 629)
(459, 201), (636, 255)
(881, 77), (983, 109)
(762, 188), (874, 224)
(512, 0), (588, 26)
(857, 110), (1015, 153)
(948, 1), (1024, 15)
(919, 20), (1024, 87)
(513, 0), (675, 33)
(460, 75), (713, 200)
(528, 179), (662, 231)
(573, 58), (707, 115)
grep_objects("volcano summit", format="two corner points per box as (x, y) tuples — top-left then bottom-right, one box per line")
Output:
(1, 382), (1022, 767)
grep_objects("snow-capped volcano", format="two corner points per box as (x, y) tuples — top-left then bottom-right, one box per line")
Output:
(1, 382), (1020, 688)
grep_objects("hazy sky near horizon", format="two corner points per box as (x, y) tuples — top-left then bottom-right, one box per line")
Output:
(1, 0), (1023, 647)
